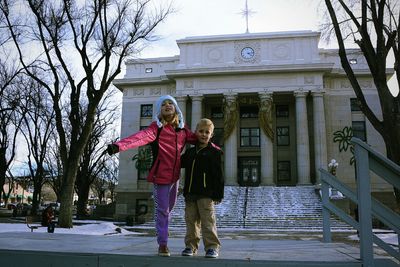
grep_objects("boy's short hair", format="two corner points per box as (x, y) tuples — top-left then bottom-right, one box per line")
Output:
(196, 118), (214, 132)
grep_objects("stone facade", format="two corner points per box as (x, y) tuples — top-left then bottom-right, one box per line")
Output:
(112, 31), (391, 220)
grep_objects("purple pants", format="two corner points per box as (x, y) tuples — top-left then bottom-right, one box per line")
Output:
(153, 182), (179, 245)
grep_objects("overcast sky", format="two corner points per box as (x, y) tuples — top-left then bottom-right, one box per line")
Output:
(134, 0), (397, 95)
(140, 0), (324, 58)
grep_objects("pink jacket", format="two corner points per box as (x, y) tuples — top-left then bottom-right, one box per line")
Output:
(115, 121), (196, 184)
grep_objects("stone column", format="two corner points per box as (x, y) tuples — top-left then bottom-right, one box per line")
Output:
(175, 95), (187, 123)
(258, 92), (274, 185)
(312, 91), (328, 184)
(223, 94), (238, 185)
(175, 95), (188, 185)
(294, 90), (311, 185)
(191, 95), (203, 130)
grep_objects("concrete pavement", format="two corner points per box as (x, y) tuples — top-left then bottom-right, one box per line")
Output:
(0, 231), (398, 267)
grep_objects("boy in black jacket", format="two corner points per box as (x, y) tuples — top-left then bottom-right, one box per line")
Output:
(180, 118), (224, 258)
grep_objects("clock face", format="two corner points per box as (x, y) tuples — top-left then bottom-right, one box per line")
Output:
(241, 47), (255, 59)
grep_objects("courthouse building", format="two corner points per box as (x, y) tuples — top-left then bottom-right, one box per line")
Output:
(113, 30), (392, 220)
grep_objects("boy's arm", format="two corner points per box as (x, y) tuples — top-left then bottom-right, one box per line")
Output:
(212, 150), (224, 201)
(184, 126), (197, 145)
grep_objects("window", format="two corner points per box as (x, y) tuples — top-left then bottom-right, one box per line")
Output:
(349, 59), (357, 64)
(145, 67), (153, 73)
(276, 105), (289, 118)
(140, 104), (153, 117)
(240, 128), (260, 147)
(277, 161), (291, 181)
(137, 145), (153, 180)
(211, 106), (223, 119)
(240, 106), (259, 118)
(238, 157), (260, 186)
(276, 126), (290, 146)
(350, 98), (361, 112)
(352, 121), (366, 141)
(211, 128), (224, 147)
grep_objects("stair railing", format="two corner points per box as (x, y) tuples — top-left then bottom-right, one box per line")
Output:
(243, 186), (249, 228)
(319, 138), (400, 267)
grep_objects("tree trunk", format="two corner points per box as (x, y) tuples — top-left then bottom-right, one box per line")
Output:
(58, 161), (80, 228)
(384, 128), (400, 208)
(76, 183), (90, 219)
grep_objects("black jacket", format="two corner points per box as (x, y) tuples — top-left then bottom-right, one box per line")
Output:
(181, 142), (224, 201)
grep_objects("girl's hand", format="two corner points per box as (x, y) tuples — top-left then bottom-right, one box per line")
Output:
(107, 144), (119, 155)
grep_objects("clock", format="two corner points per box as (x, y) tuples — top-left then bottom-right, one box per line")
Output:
(241, 47), (255, 59)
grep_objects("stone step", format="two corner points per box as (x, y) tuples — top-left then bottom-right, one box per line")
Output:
(139, 186), (352, 231)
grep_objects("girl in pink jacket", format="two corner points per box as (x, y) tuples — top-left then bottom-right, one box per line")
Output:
(107, 95), (196, 257)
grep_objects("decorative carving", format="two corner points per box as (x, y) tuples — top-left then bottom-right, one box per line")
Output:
(259, 94), (274, 142)
(150, 88), (161, 95)
(341, 80), (351, 88)
(272, 43), (290, 59)
(184, 81), (194, 88)
(223, 95), (238, 141)
(133, 89), (144, 96)
(304, 76), (315, 85)
(207, 47), (223, 63)
(360, 80), (372, 88)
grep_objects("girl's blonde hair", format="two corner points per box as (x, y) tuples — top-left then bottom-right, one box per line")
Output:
(160, 113), (179, 128)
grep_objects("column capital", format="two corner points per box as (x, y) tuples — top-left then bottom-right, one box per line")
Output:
(311, 90), (325, 97)
(174, 95), (187, 102)
(294, 90), (309, 98)
(223, 93), (237, 100)
(190, 95), (203, 102)
(258, 91), (273, 100)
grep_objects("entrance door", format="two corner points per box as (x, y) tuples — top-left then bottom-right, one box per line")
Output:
(238, 157), (260, 186)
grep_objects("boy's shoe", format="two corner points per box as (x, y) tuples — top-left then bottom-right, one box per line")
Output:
(181, 247), (194, 256)
(205, 248), (218, 258)
(158, 245), (170, 257)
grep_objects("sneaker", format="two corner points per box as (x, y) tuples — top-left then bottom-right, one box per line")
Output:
(158, 245), (170, 257)
(205, 248), (218, 258)
(181, 247), (194, 256)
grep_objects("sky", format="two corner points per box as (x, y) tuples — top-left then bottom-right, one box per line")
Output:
(140, 0), (324, 59)
(130, 0), (398, 94)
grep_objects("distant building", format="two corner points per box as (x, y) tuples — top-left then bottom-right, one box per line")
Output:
(112, 31), (393, 221)
(2, 178), (33, 204)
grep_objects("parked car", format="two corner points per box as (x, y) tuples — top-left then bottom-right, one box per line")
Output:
(7, 203), (17, 210)
(10, 203), (32, 217)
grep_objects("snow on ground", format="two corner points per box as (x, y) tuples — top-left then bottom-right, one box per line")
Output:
(348, 230), (399, 246)
(0, 219), (397, 247)
(0, 221), (135, 235)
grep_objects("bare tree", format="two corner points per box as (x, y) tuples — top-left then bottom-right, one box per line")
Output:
(0, 0), (174, 227)
(0, 60), (23, 203)
(75, 90), (119, 218)
(323, 0), (400, 204)
(44, 133), (63, 203)
(19, 76), (56, 215)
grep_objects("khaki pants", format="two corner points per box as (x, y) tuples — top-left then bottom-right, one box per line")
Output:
(184, 198), (221, 252)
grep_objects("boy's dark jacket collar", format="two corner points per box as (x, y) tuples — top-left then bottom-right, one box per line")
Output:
(195, 142), (223, 153)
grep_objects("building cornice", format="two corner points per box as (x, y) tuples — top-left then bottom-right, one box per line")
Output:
(113, 76), (172, 91)
(177, 31), (320, 45)
(165, 63), (334, 78)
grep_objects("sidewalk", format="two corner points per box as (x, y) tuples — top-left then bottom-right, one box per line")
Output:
(0, 231), (397, 267)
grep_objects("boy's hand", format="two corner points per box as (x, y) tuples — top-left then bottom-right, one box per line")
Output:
(106, 144), (119, 155)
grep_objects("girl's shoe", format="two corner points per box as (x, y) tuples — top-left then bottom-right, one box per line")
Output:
(158, 245), (170, 257)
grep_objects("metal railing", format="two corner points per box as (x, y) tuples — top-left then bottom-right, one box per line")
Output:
(319, 138), (400, 267)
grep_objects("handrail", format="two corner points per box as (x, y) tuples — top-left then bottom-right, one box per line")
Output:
(319, 137), (400, 267)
